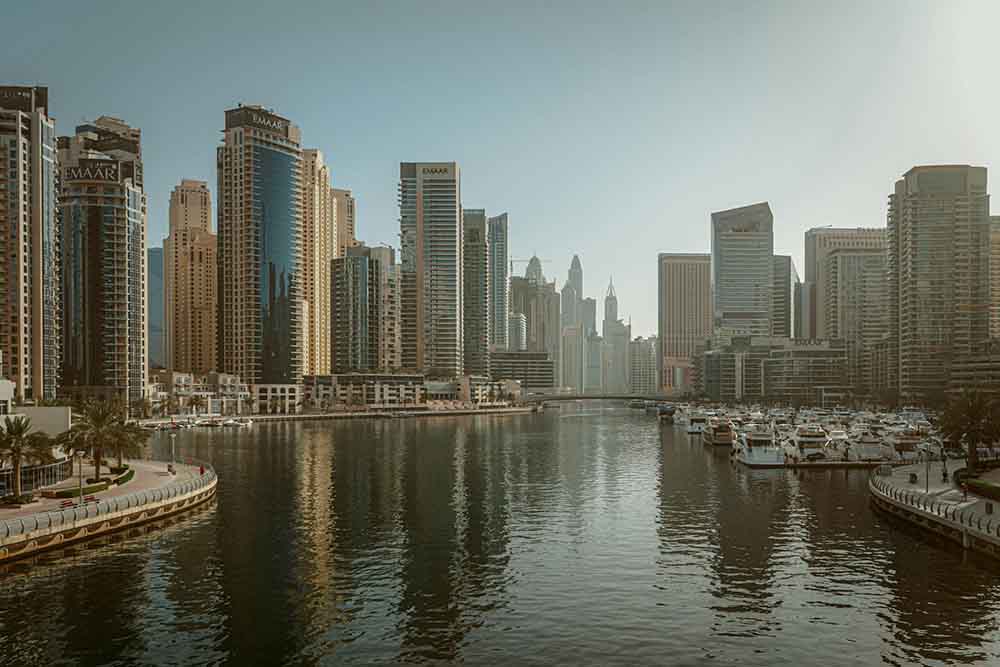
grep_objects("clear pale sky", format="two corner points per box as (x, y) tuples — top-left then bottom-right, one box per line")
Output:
(5, 1), (998, 336)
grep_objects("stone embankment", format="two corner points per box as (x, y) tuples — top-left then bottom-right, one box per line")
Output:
(0, 460), (217, 563)
(869, 460), (1000, 560)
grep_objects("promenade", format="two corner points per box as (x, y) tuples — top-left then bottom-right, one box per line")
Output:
(869, 461), (1000, 559)
(0, 459), (204, 521)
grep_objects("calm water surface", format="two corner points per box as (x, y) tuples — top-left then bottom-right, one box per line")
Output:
(2, 406), (999, 665)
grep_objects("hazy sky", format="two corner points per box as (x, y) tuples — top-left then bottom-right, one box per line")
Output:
(5, 1), (999, 335)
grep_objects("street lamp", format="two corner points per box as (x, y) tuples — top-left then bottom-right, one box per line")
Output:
(169, 432), (177, 474)
(75, 449), (85, 507)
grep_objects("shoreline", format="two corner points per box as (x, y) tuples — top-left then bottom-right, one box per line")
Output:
(142, 406), (536, 426)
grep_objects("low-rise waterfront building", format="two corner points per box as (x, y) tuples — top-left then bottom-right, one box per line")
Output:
(253, 384), (302, 414)
(490, 351), (555, 393)
(303, 373), (426, 409)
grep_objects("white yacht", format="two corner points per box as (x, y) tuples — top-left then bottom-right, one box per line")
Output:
(687, 412), (707, 435)
(786, 424), (830, 462)
(734, 424), (785, 467)
(702, 418), (736, 446)
(850, 430), (890, 461)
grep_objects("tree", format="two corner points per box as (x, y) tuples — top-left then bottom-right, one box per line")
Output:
(111, 422), (150, 469)
(188, 394), (206, 416)
(0, 416), (55, 498)
(64, 400), (126, 481)
(939, 390), (1000, 474)
(242, 396), (256, 415)
(131, 398), (152, 420)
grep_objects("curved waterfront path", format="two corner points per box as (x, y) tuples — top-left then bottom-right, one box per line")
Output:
(0, 460), (217, 563)
(869, 461), (1000, 558)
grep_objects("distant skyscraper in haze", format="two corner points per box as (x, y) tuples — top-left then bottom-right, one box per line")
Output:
(217, 105), (302, 385)
(657, 253), (711, 394)
(332, 188), (357, 257)
(629, 336), (657, 394)
(147, 248), (164, 369)
(507, 313), (527, 351)
(771, 255), (797, 338)
(825, 247), (888, 396)
(602, 279), (630, 393)
(399, 162), (463, 376)
(581, 298), (597, 336)
(463, 208), (489, 376)
(59, 115), (146, 404)
(165, 179), (216, 375)
(302, 150), (335, 376)
(487, 213), (509, 350)
(711, 202), (773, 336)
(561, 323), (585, 391)
(803, 227), (886, 340)
(888, 165), (991, 399)
(510, 268), (560, 380)
(560, 282), (578, 327)
(568, 255), (583, 307)
(525, 256), (544, 286)
(0, 86), (60, 400)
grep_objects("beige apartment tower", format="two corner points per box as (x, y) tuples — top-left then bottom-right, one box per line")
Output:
(992, 217), (1000, 339)
(332, 188), (357, 257)
(165, 179), (217, 375)
(0, 86), (60, 401)
(657, 253), (711, 393)
(802, 227), (886, 339)
(888, 165), (991, 400)
(302, 150), (335, 376)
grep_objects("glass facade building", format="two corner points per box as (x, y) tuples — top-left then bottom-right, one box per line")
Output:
(217, 106), (303, 386)
(58, 116), (147, 405)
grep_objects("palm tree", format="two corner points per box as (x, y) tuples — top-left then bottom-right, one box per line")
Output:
(188, 394), (206, 416)
(111, 422), (150, 470)
(0, 416), (55, 498)
(939, 390), (1000, 474)
(242, 396), (256, 415)
(64, 400), (125, 481)
(131, 398), (152, 420)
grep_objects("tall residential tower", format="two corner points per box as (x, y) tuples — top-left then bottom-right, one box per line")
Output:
(217, 105), (303, 385)
(487, 213), (509, 351)
(710, 203), (773, 337)
(657, 253), (712, 393)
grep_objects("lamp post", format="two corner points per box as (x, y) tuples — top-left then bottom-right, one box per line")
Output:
(169, 432), (177, 473)
(75, 450), (85, 507)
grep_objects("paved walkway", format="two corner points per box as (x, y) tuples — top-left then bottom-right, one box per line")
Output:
(0, 460), (203, 520)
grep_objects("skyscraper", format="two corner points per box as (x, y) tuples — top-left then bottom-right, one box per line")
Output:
(771, 255), (797, 338)
(657, 253), (712, 393)
(332, 188), (356, 257)
(507, 313), (527, 351)
(568, 255), (583, 307)
(991, 217), (1000, 339)
(164, 179), (216, 374)
(487, 213), (509, 351)
(629, 336), (658, 394)
(581, 298), (597, 336)
(217, 105), (303, 385)
(711, 202), (773, 336)
(462, 208), (489, 376)
(802, 227), (886, 339)
(302, 149), (335, 376)
(560, 282), (578, 327)
(888, 165), (991, 399)
(510, 271), (560, 379)
(399, 162), (463, 376)
(825, 248), (888, 396)
(59, 115), (146, 404)
(330, 244), (399, 373)
(147, 248), (164, 369)
(0, 86), (60, 400)
(602, 279), (630, 393)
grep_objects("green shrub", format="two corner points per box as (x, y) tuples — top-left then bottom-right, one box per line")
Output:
(85, 477), (113, 485)
(965, 479), (1000, 503)
(109, 465), (130, 475)
(0, 493), (34, 505)
(115, 468), (135, 485)
(49, 481), (109, 498)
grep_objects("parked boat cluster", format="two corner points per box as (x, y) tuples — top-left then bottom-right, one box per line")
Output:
(144, 418), (254, 431)
(629, 401), (987, 469)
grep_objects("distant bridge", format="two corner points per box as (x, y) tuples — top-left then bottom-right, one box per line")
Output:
(523, 394), (669, 404)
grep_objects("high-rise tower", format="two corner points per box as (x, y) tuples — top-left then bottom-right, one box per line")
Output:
(887, 165), (991, 399)
(711, 202), (773, 337)
(165, 179), (216, 374)
(302, 149), (335, 376)
(217, 105), (303, 385)
(657, 253), (712, 393)
(487, 213), (509, 351)
(0, 86), (60, 400)
(59, 115), (147, 404)
(462, 208), (489, 376)
(399, 162), (463, 376)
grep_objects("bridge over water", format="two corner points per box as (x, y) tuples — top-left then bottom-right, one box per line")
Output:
(523, 394), (669, 404)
